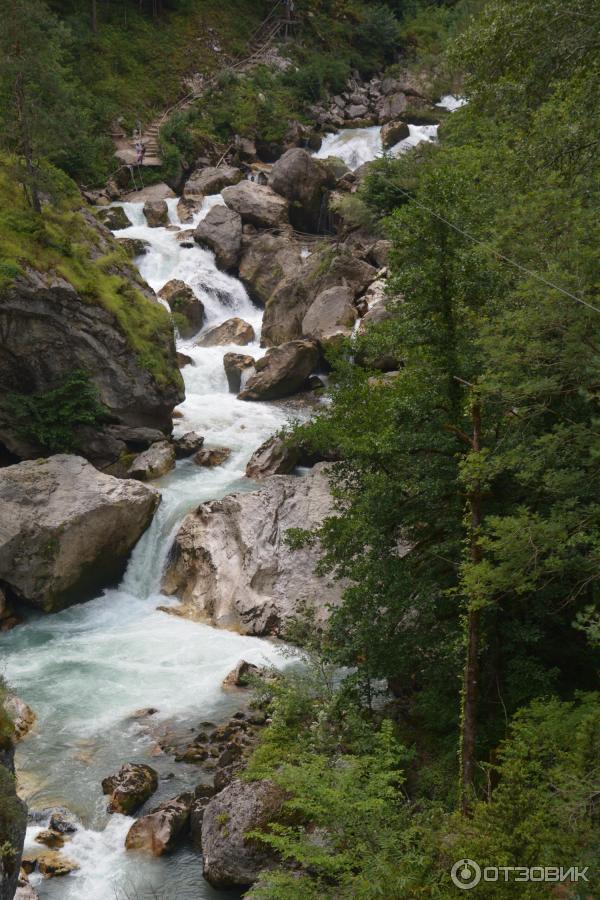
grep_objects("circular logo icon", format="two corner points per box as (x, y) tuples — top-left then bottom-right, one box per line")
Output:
(451, 859), (482, 890)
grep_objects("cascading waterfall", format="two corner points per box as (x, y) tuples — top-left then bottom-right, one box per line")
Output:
(0, 195), (290, 900)
(0, 121), (451, 898)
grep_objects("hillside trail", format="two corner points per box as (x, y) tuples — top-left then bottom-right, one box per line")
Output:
(113, 0), (297, 168)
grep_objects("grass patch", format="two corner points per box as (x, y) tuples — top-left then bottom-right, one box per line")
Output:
(0, 159), (180, 388)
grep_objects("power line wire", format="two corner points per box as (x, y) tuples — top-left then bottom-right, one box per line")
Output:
(393, 185), (600, 316)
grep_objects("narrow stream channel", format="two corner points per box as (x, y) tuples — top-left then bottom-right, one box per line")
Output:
(0, 115), (463, 898)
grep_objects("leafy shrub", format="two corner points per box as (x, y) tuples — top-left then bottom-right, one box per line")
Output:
(283, 53), (351, 103)
(6, 369), (106, 453)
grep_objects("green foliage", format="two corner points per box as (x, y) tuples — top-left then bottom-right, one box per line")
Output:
(451, 694), (600, 897)
(0, 158), (181, 388)
(6, 370), (106, 453)
(283, 53), (351, 104)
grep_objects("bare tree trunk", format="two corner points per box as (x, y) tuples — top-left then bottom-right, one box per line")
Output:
(14, 66), (41, 213)
(460, 398), (482, 814)
(91, 0), (98, 33)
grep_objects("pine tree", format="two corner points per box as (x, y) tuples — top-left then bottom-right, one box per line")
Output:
(0, 0), (81, 208)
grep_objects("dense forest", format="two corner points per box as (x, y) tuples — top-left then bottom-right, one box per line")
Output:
(0, 0), (599, 898)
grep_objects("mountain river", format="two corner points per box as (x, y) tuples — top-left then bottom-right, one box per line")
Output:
(0, 113), (463, 899)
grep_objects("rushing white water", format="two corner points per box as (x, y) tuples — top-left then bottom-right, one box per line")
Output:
(0, 195), (291, 900)
(436, 93), (467, 112)
(2, 126), (407, 899)
(313, 122), (439, 171)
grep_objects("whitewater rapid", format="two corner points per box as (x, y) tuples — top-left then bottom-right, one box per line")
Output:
(1, 195), (290, 900)
(0, 118), (459, 898)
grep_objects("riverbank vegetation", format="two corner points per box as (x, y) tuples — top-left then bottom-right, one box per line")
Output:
(242, 0), (600, 895)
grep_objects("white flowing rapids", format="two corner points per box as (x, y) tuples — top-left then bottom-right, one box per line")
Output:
(313, 122), (439, 171)
(0, 195), (291, 900)
(0, 126), (408, 898)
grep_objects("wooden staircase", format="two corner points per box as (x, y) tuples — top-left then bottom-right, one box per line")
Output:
(114, 0), (293, 168)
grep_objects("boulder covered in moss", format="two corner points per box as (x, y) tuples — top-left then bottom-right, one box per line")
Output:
(201, 780), (285, 888)
(0, 205), (184, 461)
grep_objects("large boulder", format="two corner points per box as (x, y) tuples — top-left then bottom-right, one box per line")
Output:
(173, 432), (204, 458)
(0, 455), (159, 613)
(128, 441), (176, 481)
(377, 92), (408, 123)
(223, 353), (255, 393)
(245, 435), (300, 480)
(0, 231), (184, 460)
(239, 340), (320, 401)
(194, 447), (231, 468)
(302, 285), (357, 345)
(158, 280), (205, 338)
(222, 182), (289, 229)
(183, 166), (242, 200)
(381, 120), (410, 149)
(101, 763), (158, 815)
(201, 780), (285, 888)
(143, 200), (169, 227)
(162, 463), (341, 634)
(194, 206), (243, 272)
(97, 206), (132, 231)
(238, 231), (305, 322)
(241, 236), (376, 347)
(268, 148), (333, 233)
(125, 792), (193, 855)
(196, 318), (255, 348)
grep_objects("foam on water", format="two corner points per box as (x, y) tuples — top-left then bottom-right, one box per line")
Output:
(436, 94), (468, 111)
(1, 195), (291, 900)
(313, 122), (439, 171)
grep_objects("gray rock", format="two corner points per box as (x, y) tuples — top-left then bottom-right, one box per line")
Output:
(183, 166), (242, 200)
(222, 660), (264, 688)
(117, 237), (149, 257)
(143, 200), (169, 227)
(302, 285), (357, 345)
(222, 182), (289, 229)
(381, 120), (410, 149)
(102, 763), (158, 815)
(196, 317), (255, 347)
(194, 447), (231, 468)
(0, 257), (183, 459)
(97, 206), (132, 230)
(158, 280), (205, 338)
(268, 148), (333, 233)
(245, 435), (300, 479)
(14, 885), (38, 900)
(0, 456), (159, 613)
(3, 696), (35, 741)
(194, 206), (242, 272)
(128, 441), (176, 481)
(369, 240), (392, 268)
(125, 792), (193, 855)
(201, 780), (285, 888)
(261, 247), (376, 348)
(223, 353), (255, 393)
(105, 425), (166, 449)
(162, 463), (341, 635)
(378, 92), (408, 123)
(239, 340), (320, 401)
(176, 197), (202, 223)
(173, 432), (204, 459)
(346, 103), (369, 119)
